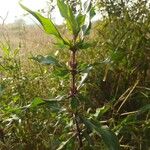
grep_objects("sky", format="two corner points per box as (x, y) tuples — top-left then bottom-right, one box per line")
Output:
(0, 0), (63, 24)
(0, 0), (100, 25)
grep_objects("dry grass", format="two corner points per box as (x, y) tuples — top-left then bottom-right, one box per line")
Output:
(0, 24), (54, 56)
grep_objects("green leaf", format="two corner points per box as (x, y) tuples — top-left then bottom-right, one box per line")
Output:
(81, 4), (95, 36)
(77, 41), (95, 49)
(78, 72), (88, 89)
(80, 116), (120, 150)
(77, 66), (92, 90)
(44, 95), (65, 102)
(57, 0), (79, 35)
(57, 0), (68, 19)
(19, 2), (69, 45)
(93, 104), (111, 119)
(52, 68), (69, 78)
(70, 97), (79, 110)
(83, 0), (92, 12)
(76, 13), (86, 28)
(31, 55), (61, 67)
(30, 98), (45, 108)
(82, 130), (94, 147)
(56, 134), (75, 150)
(90, 7), (96, 18)
(30, 97), (63, 111)
(111, 50), (125, 62)
(0, 43), (10, 56)
(5, 107), (22, 115)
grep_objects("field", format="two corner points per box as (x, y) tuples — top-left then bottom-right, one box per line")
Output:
(0, 0), (150, 150)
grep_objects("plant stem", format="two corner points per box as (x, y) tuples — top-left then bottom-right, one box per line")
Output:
(74, 111), (83, 149)
(70, 50), (77, 96)
(69, 48), (83, 149)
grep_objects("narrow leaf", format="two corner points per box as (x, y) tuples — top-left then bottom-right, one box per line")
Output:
(57, 0), (79, 35)
(83, 0), (92, 12)
(57, 0), (68, 19)
(30, 97), (63, 111)
(31, 55), (61, 67)
(56, 134), (75, 150)
(80, 116), (120, 150)
(81, 3), (95, 36)
(77, 66), (92, 90)
(30, 98), (45, 108)
(94, 104), (111, 119)
(76, 13), (86, 28)
(19, 2), (69, 45)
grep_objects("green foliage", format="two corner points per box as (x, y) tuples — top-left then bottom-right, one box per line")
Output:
(19, 1), (69, 45)
(0, 0), (149, 149)
(31, 55), (62, 67)
(80, 116), (120, 150)
(18, 0), (120, 149)
(57, 0), (79, 35)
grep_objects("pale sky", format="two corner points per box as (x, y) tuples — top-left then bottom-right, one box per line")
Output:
(0, 0), (100, 25)
(0, 0), (63, 24)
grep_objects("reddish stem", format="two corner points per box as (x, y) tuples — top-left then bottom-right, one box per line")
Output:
(70, 50), (77, 97)
(69, 47), (83, 149)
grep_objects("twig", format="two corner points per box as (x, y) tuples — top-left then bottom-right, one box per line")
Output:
(0, 12), (9, 26)
(117, 80), (139, 112)
(120, 110), (138, 116)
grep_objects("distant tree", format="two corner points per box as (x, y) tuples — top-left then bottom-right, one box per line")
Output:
(13, 18), (26, 27)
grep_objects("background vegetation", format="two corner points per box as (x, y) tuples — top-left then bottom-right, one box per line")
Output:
(0, 0), (150, 149)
